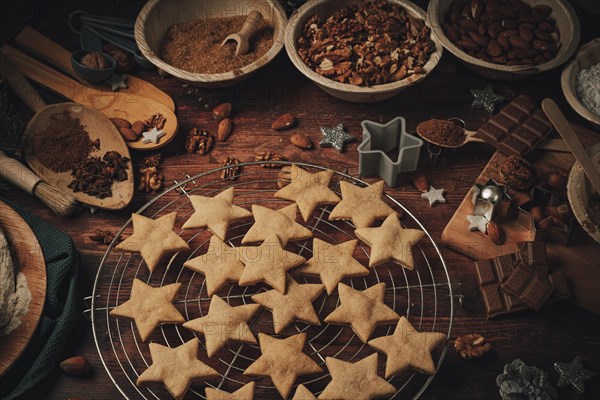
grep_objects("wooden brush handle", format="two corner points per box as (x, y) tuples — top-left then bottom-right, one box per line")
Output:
(0, 151), (42, 194)
(0, 50), (47, 113)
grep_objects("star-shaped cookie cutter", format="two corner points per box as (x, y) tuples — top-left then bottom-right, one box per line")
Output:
(358, 117), (423, 187)
(471, 179), (512, 221)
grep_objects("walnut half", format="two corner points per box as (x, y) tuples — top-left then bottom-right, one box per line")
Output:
(454, 334), (491, 360)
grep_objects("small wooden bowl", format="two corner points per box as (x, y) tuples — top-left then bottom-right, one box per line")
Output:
(561, 39), (600, 131)
(427, 0), (580, 80)
(134, 0), (287, 88)
(284, 0), (443, 103)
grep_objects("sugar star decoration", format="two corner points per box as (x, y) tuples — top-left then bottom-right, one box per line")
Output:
(116, 212), (190, 273)
(273, 164), (340, 221)
(136, 339), (218, 400)
(109, 279), (185, 342)
(106, 73), (127, 91)
(319, 354), (396, 400)
(142, 127), (166, 144)
(368, 317), (446, 378)
(243, 332), (322, 399)
(182, 187), (252, 240)
(319, 123), (355, 152)
(471, 85), (505, 114)
(467, 214), (489, 234)
(183, 295), (260, 357)
(324, 282), (399, 343)
(205, 382), (255, 400)
(554, 356), (595, 395)
(421, 185), (446, 207)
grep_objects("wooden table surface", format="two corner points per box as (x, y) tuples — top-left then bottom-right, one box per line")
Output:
(2, 1), (599, 399)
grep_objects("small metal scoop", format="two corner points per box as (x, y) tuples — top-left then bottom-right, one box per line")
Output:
(221, 10), (264, 56)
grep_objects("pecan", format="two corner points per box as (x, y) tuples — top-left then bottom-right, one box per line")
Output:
(145, 114), (166, 130)
(80, 52), (109, 69)
(255, 152), (287, 168)
(454, 334), (491, 359)
(185, 128), (214, 155)
(220, 156), (240, 181)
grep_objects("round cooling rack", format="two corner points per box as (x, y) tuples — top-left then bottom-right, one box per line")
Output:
(90, 161), (455, 400)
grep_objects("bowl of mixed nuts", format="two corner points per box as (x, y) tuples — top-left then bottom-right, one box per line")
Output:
(285, 0), (443, 103)
(135, 0), (287, 87)
(427, 0), (580, 80)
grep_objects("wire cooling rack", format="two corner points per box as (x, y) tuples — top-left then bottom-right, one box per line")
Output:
(89, 161), (455, 399)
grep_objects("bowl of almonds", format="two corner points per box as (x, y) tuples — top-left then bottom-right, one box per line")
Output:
(285, 0), (443, 103)
(427, 0), (580, 80)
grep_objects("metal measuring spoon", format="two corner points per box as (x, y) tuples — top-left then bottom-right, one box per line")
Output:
(221, 10), (264, 56)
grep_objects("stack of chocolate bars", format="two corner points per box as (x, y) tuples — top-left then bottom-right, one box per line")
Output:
(475, 241), (571, 318)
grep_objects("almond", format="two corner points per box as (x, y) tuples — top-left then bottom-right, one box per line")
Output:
(508, 35), (530, 49)
(132, 121), (146, 136)
(60, 356), (90, 377)
(217, 118), (233, 141)
(486, 40), (503, 57)
(547, 172), (567, 190)
(290, 133), (313, 149)
(469, 31), (489, 47)
(457, 38), (480, 52)
(458, 18), (478, 32)
(519, 26), (535, 42)
(532, 39), (551, 52)
(486, 221), (505, 245)
(471, 0), (483, 20)
(118, 127), (138, 142)
(110, 117), (131, 129)
(412, 174), (430, 192)
(212, 102), (232, 121)
(271, 113), (297, 131)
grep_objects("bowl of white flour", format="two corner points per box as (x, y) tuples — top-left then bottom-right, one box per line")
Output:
(562, 38), (600, 130)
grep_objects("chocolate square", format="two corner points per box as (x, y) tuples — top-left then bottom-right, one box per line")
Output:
(517, 241), (547, 270)
(502, 104), (529, 124)
(499, 135), (530, 157)
(475, 258), (497, 286)
(490, 112), (518, 134)
(520, 274), (554, 311)
(512, 95), (537, 113)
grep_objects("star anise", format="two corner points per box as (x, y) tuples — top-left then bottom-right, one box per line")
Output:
(89, 229), (125, 245)
(144, 153), (161, 168)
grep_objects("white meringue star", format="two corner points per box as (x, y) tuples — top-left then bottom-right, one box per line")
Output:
(421, 186), (446, 206)
(466, 214), (488, 233)
(142, 127), (166, 144)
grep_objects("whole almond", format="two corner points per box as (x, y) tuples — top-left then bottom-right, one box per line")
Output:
(487, 40), (503, 57)
(60, 356), (90, 377)
(110, 117), (131, 129)
(217, 118), (233, 141)
(412, 174), (430, 192)
(519, 26), (535, 42)
(290, 133), (313, 149)
(469, 31), (489, 47)
(132, 121), (146, 136)
(457, 38), (480, 52)
(271, 113), (297, 131)
(486, 221), (505, 245)
(212, 102), (232, 121)
(458, 18), (478, 32)
(471, 0), (483, 20)
(508, 35), (530, 49)
(532, 39), (551, 52)
(118, 127), (138, 142)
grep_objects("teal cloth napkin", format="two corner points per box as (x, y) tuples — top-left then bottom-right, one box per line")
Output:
(0, 198), (81, 400)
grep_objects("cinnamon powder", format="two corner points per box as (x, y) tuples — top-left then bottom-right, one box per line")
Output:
(418, 119), (466, 147)
(29, 111), (95, 172)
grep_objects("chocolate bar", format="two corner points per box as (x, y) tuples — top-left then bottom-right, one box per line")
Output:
(501, 261), (554, 311)
(476, 95), (554, 157)
(516, 241), (547, 271)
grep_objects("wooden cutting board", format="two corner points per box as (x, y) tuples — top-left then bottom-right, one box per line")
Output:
(441, 122), (600, 315)
(0, 201), (46, 377)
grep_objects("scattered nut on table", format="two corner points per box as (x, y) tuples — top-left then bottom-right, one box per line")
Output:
(454, 334), (491, 359)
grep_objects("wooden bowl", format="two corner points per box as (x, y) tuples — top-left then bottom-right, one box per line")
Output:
(427, 0), (580, 80)
(561, 39), (600, 131)
(284, 0), (443, 103)
(135, 0), (287, 88)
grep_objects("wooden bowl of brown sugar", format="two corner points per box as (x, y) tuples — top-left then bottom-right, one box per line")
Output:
(135, 0), (287, 88)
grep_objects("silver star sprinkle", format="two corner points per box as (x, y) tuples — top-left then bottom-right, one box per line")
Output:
(554, 356), (595, 395)
(142, 127), (166, 144)
(421, 186), (446, 207)
(467, 214), (488, 233)
(106, 73), (128, 91)
(471, 85), (505, 114)
(320, 123), (355, 152)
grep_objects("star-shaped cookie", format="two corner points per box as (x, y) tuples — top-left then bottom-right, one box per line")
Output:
(236, 234), (306, 293)
(183, 295), (260, 357)
(109, 279), (185, 341)
(324, 282), (399, 343)
(205, 381), (255, 400)
(328, 180), (396, 229)
(116, 212), (190, 273)
(292, 384), (316, 400)
(368, 317), (446, 378)
(243, 332), (322, 399)
(319, 354), (396, 400)
(274, 165), (340, 221)
(251, 275), (324, 333)
(136, 339), (219, 400)
(183, 235), (244, 296)
(182, 188), (252, 240)
(242, 204), (312, 246)
(296, 238), (369, 295)
(355, 213), (425, 269)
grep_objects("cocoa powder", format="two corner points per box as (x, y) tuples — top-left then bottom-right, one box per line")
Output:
(29, 111), (95, 172)
(418, 119), (466, 147)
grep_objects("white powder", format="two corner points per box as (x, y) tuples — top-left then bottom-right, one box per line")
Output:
(576, 62), (600, 117)
(0, 227), (32, 336)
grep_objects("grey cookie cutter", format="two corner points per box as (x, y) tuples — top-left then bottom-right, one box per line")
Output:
(358, 117), (423, 186)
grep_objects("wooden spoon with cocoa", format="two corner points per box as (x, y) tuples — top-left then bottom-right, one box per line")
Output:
(416, 118), (484, 149)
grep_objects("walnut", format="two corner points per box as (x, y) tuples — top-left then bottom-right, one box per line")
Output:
(185, 127), (214, 155)
(145, 113), (166, 130)
(80, 52), (109, 69)
(220, 156), (240, 181)
(454, 334), (491, 359)
(137, 166), (163, 192)
(255, 152), (287, 168)
(103, 44), (135, 73)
